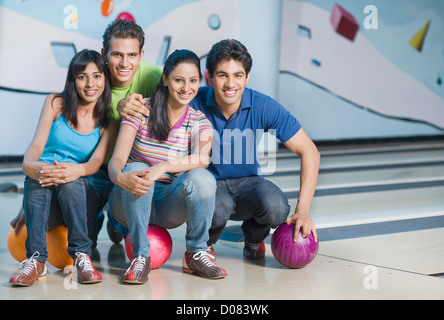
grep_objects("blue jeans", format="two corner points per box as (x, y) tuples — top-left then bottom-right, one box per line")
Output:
(108, 162), (216, 257)
(86, 165), (115, 245)
(18, 166), (111, 251)
(23, 176), (93, 262)
(210, 176), (290, 245)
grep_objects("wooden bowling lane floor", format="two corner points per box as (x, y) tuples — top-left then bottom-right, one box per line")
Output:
(1, 140), (443, 300)
(1, 210), (443, 300)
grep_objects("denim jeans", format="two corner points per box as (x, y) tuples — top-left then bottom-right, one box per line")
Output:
(23, 176), (93, 263)
(86, 165), (115, 245)
(209, 176), (290, 245)
(108, 162), (216, 257)
(18, 166), (111, 251)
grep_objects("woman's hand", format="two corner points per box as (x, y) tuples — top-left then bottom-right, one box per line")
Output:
(144, 162), (167, 183)
(23, 160), (67, 186)
(116, 169), (154, 197)
(37, 160), (85, 187)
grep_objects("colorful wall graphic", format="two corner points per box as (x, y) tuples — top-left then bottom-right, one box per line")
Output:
(0, 0), (443, 156)
(279, 0), (444, 141)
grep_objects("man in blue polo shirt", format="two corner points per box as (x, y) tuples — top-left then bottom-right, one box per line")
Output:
(190, 39), (320, 260)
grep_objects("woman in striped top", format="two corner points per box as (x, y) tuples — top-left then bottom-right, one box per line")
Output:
(108, 49), (226, 283)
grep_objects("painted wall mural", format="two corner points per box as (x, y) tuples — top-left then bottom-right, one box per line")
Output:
(278, 0), (444, 141)
(0, 0), (443, 155)
(0, 0), (239, 155)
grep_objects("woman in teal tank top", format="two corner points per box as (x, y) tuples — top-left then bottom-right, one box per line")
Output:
(9, 50), (118, 287)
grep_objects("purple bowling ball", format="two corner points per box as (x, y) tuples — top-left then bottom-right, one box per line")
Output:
(271, 223), (319, 268)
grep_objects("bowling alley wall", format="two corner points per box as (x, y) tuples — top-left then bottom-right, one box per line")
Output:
(1, 0), (443, 156)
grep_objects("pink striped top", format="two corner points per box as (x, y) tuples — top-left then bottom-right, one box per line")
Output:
(121, 98), (213, 183)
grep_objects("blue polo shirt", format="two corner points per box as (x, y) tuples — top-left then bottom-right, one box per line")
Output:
(190, 86), (301, 179)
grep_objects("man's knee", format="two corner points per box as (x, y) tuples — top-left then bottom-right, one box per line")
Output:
(251, 179), (290, 225)
(213, 186), (235, 228)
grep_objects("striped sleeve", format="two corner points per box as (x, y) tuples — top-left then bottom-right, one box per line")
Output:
(121, 115), (143, 131)
(190, 109), (213, 138)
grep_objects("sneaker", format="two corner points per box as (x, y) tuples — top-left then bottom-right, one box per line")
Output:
(10, 252), (47, 287)
(182, 251), (226, 279)
(243, 241), (266, 260)
(123, 255), (151, 284)
(74, 252), (102, 284)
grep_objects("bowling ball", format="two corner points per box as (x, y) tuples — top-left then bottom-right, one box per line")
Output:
(125, 224), (173, 269)
(7, 225), (73, 269)
(271, 223), (318, 268)
(7, 226), (27, 263)
(46, 225), (73, 269)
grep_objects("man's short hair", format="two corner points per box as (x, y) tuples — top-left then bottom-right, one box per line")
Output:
(102, 19), (145, 53)
(206, 39), (253, 77)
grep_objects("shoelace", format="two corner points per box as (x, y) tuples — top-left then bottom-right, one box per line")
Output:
(192, 251), (216, 268)
(19, 252), (41, 276)
(126, 256), (146, 274)
(247, 243), (260, 250)
(75, 252), (94, 272)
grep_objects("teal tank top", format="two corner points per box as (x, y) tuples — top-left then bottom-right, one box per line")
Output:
(39, 114), (101, 164)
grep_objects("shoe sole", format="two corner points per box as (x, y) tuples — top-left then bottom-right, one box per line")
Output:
(182, 266), (226, 279)
(123, 278), (148, 285)
(78, 279), (102, 284)
(10, 274), (47, 287)
(73, 269), (102, 284)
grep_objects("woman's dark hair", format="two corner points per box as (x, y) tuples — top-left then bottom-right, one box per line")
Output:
(56, 49), (111, 129)
(102, 19), (145, 54)
(149, 49), (202, 141)
(206, 39), (252, 78)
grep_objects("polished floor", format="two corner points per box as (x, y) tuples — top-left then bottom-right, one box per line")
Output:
(0, 139), (443, 300)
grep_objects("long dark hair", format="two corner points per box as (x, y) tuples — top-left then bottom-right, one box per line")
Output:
(56, 49), (111, 129)
(149, 49), (201, 141)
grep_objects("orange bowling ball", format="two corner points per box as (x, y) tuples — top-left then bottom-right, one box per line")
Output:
(7, 224), (73, 269)
(46, 225), (73, 269)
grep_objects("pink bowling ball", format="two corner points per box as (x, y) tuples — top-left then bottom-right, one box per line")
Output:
(271, 223), (318, 268)
(125, 224), (173, 269)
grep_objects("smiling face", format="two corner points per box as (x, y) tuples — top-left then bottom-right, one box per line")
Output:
(104, 36), (144, 88)
(75, 62), (105, 105)
(163, 62), (201, 109)
(209, 59), (249, 116)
